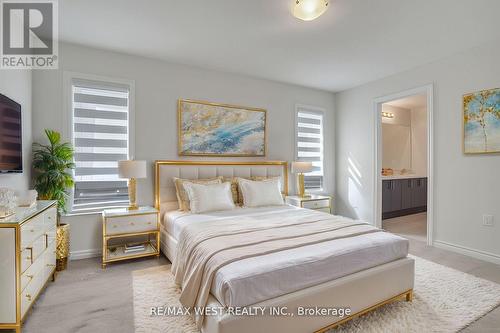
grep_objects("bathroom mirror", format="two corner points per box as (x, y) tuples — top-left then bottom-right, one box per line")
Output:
(382, 123), (411, 171)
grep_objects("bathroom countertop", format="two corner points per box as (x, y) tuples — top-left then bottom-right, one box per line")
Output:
(381, 175), (427, 180)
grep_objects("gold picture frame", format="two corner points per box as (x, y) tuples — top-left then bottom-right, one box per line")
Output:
(178, 99), (267, 157)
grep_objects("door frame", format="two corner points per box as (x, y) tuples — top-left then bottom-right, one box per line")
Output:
(373, 84), (434, 246)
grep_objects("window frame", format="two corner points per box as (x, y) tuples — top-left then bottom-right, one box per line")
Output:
(294, 104), (325, 193)
(63, 71), (135, 214)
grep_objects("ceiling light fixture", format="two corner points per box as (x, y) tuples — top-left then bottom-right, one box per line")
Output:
(381, 112), (395, 119)
(292, 0), (329, 21)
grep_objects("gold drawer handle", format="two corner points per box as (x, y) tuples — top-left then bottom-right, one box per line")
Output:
(26, 256), (32, 260)
(113, 225), (117, 228)
(26, 274), (34, 279)
(46, 264), (56, 267)
(147, 222), (152, 225)
(30, 229), (35, 233)
(25, 294), (32, 301)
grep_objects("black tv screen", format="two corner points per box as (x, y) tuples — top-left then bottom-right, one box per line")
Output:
(0, 94), (22, 173)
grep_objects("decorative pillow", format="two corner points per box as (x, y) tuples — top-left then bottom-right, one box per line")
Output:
(232, 176), (282, 205)
(183, 182), (235, 214)
(173, 176), (223, 211)
(223, 177), (240, 205)
(238, 178), (284, 207)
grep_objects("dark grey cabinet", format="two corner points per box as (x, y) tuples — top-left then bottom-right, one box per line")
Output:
(382, 177), (427, 219)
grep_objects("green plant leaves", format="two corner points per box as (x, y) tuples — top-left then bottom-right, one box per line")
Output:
(33, 129), (75, 215)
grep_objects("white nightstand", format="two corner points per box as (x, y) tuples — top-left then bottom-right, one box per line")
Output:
(102, 206), (160, 268)
(285, 195), (333, 214)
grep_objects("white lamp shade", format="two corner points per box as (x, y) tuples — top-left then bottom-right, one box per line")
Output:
(291, 161), (313, 174)
(118, 160), (147, 179)
(292, 0), (329, 21)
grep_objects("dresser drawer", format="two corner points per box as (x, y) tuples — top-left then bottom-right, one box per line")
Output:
(21, 265), (44, 317)
(21, 251), (45, 292)
(21, 214), (45, 248)
(45, 225), (57, 247)
(302, 199), (330, 209)
(21, 235), (46, 273)
(20, 247), (33, 273)
(20, 241), (56, 317)
(44, 208), (57, 228)
(32, 234), (48, 262)
(44, 240), (57, 276)
(105, 213), (158, 236)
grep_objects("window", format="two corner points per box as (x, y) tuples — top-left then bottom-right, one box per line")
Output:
(295, 105), (324, 191)
(70, 78), (131, 213)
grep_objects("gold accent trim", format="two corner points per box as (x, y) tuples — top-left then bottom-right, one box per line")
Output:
(314, 289), (413, 333)
(462, 88), (500, 155)
(177, 99), (267, 157)
(154, 160), (289, 210)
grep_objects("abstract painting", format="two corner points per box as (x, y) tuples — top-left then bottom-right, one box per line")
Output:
(178, 99), (266, 156)
(463, 88), (500, 154)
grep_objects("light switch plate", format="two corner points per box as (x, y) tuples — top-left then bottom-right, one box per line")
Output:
(483, 215), (494, 227)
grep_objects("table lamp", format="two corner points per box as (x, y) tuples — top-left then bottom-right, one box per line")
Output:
(118, 160), (146, 210)
(291, 161), (313, 198)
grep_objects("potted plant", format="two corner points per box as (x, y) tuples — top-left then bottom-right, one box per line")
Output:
(33, 129), (75, 271)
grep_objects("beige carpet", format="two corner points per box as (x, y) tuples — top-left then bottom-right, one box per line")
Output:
(133, 256), (500, 333)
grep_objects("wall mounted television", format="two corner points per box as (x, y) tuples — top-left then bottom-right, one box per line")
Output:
(0, 93), (22, 173)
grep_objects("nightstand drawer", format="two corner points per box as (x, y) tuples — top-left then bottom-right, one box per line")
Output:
(105, 213), (157, 235)
(302, 200), (330, 209)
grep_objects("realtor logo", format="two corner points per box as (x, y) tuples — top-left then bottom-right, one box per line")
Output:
(1, 0), (58, 69)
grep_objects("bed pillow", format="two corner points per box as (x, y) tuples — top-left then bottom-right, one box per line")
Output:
(222, 177), (240, 205)
(238, 178), (284, 207)
(183, 182), (235, 214)
(173, 176), (223, 211)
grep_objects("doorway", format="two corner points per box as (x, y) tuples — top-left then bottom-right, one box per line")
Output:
(373, 85), (434, 245)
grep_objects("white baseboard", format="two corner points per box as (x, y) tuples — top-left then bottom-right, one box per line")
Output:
(70, 248), (101, 260)
(434, 240), (500, 265)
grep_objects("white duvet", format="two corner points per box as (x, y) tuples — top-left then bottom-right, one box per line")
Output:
(164, 205), (408, 307)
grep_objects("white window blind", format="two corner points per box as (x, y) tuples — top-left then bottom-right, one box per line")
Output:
(296, 106), (324, 191)
(71, 79), (130, 212)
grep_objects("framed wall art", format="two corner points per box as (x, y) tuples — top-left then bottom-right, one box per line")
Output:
(463, 88), (500, 154)
(178, 99), (267, 157)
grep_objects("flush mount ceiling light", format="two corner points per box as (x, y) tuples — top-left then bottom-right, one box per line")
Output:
(382, 112), (395, 119)
(292, 0), (329, 21)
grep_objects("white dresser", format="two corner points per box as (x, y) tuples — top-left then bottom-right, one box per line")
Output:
(0, 201), (57, 333)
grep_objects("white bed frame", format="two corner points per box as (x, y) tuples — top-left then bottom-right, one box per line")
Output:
(154, 160), (414, 333)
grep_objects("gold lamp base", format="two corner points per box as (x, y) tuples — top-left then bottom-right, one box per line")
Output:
(128, 178), (139, 210)
(297, 173), (310, 198)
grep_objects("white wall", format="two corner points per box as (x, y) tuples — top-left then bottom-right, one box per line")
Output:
(0, 70), (32, 192)
(411, 107), (427, 176)
(335, 42), (500, 263)
(32, 43), (335, 258)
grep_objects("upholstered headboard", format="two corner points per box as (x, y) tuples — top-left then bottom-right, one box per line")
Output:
(154, 160), (288, 215)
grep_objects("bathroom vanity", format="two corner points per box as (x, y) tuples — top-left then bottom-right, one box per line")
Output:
(382, 176), (427, 219)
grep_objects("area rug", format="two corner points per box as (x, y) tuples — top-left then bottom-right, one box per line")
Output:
(133, 256), (500, 333)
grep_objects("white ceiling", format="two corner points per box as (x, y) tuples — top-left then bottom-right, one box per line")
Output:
(59, 0), (500, 92)
(386, 94), (427, 110)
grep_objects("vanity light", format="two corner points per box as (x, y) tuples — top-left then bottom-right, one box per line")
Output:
(292, 0), (329, 21)
(382, 112), (395, 119)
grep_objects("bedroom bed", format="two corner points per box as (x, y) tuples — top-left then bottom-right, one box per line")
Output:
(154, 160), (414, 333)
